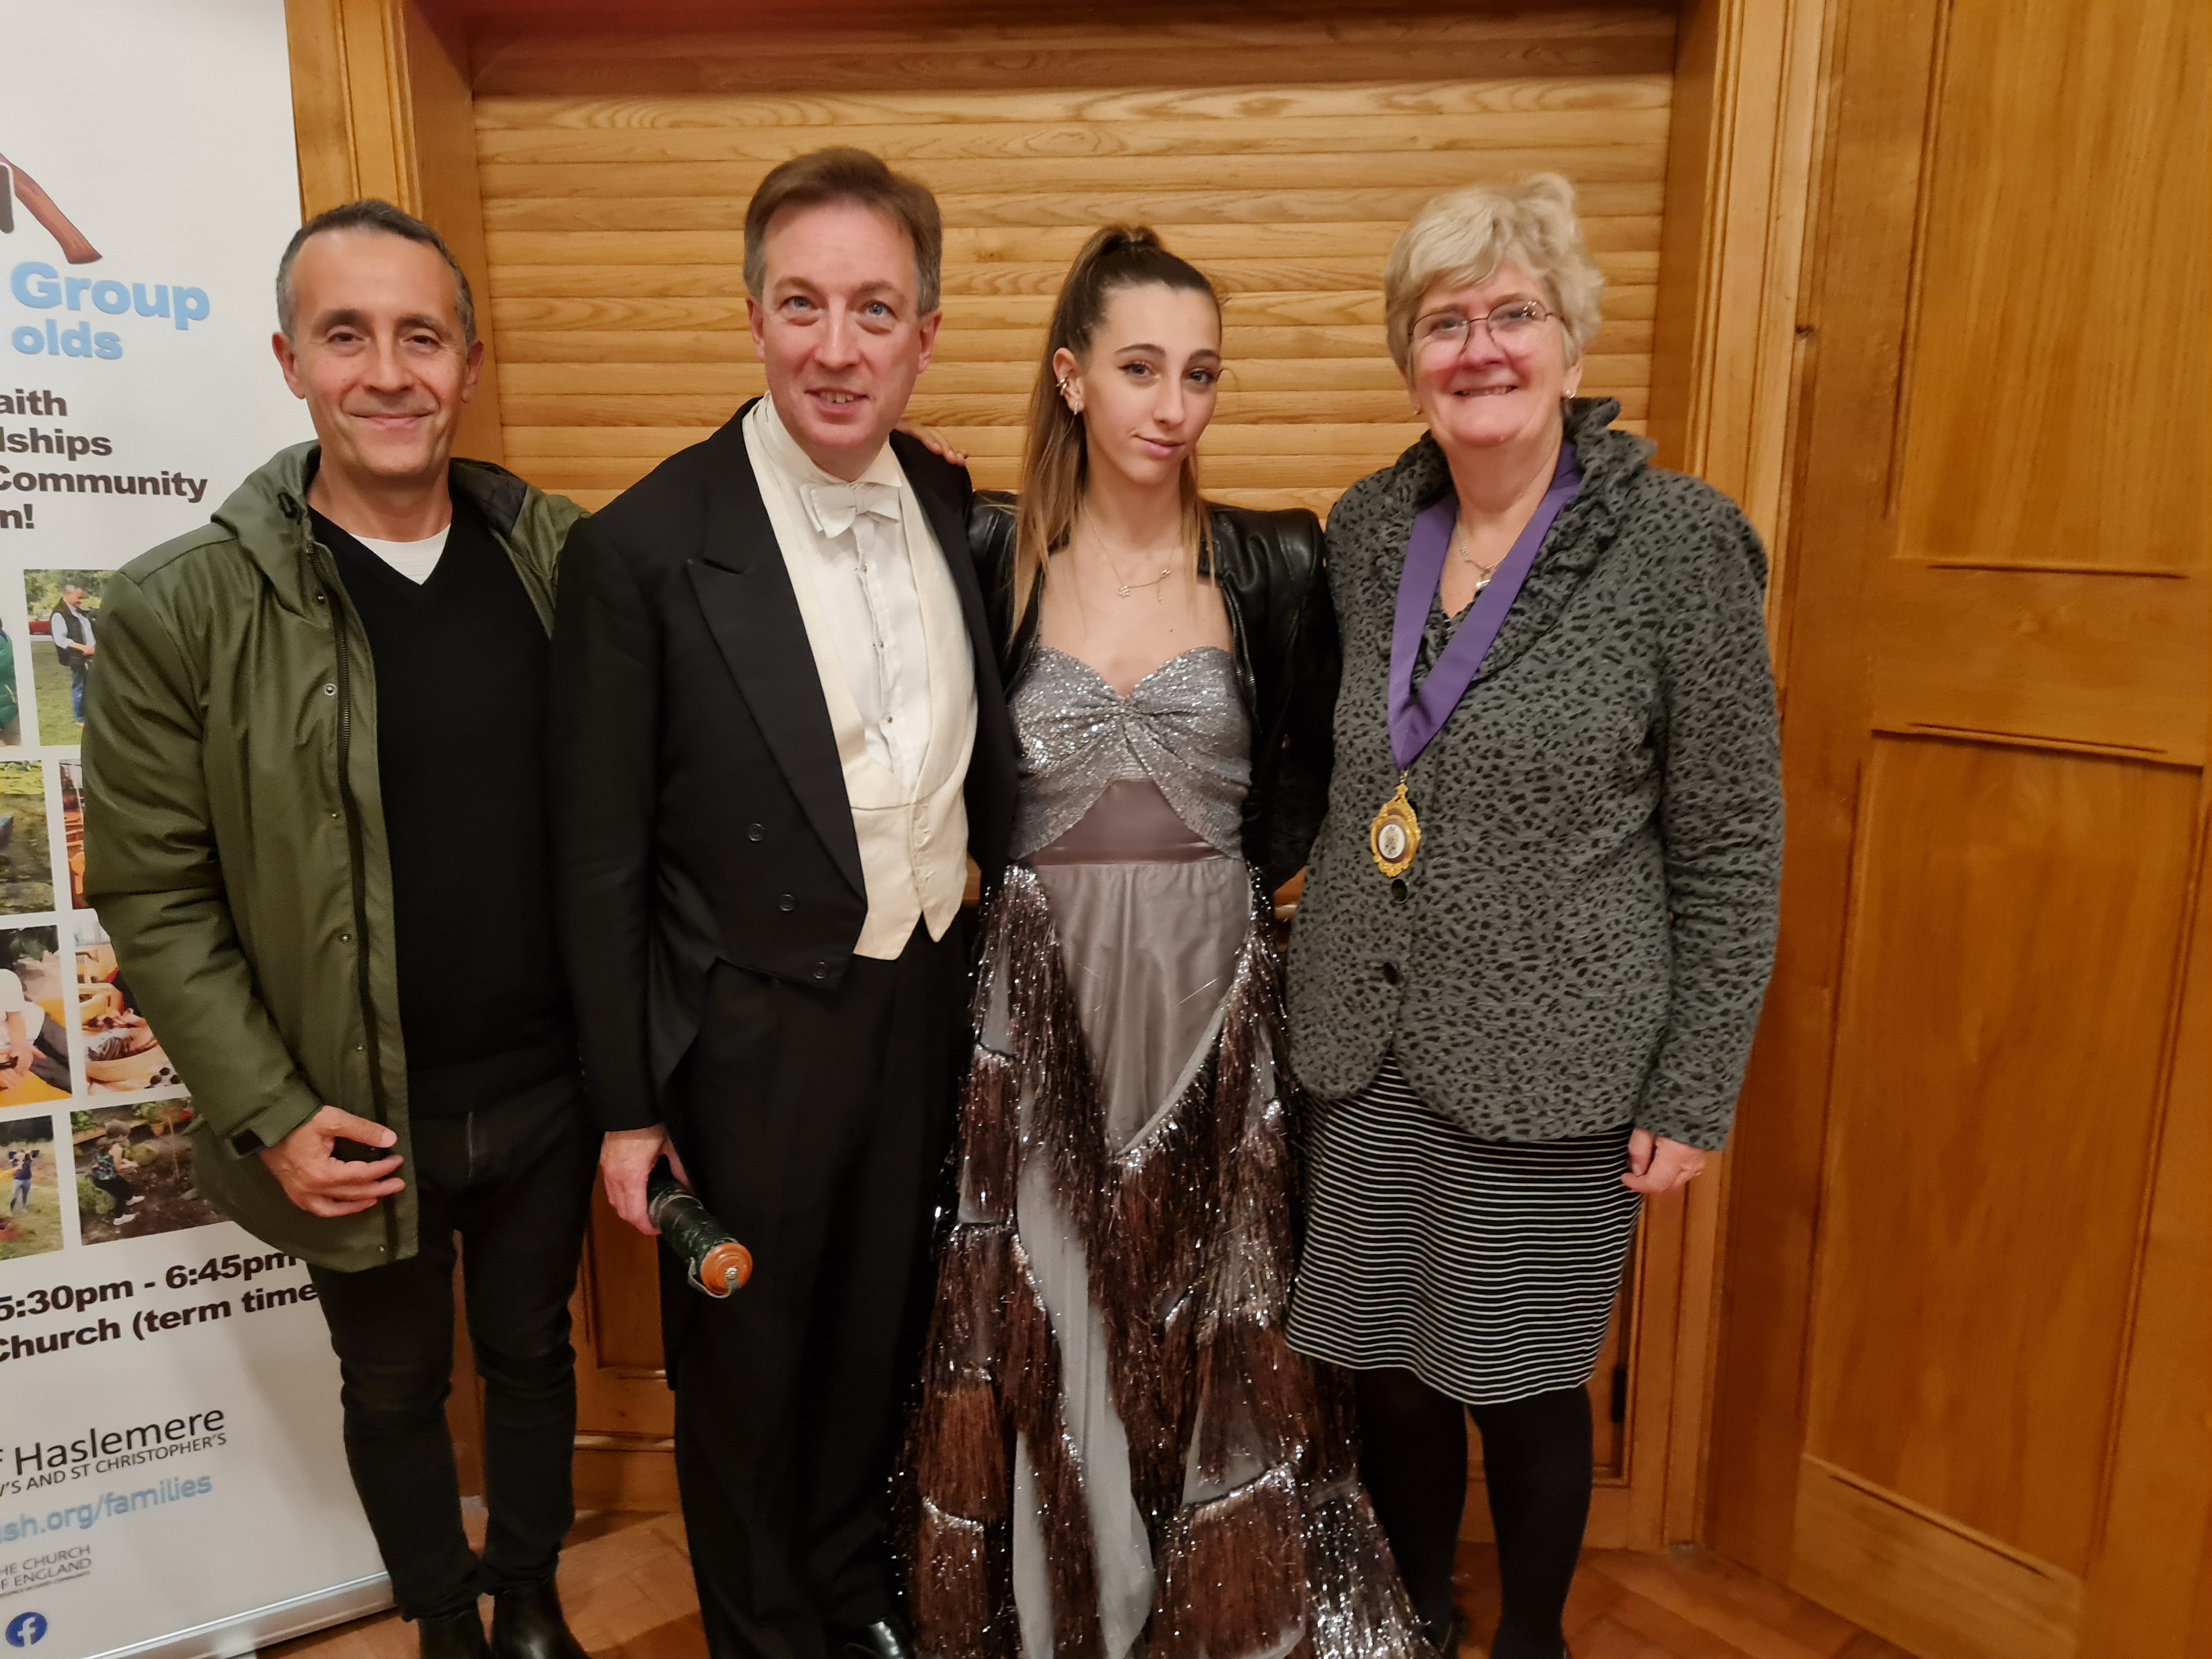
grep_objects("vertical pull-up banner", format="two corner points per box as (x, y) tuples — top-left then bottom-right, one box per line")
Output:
(0, 4), (388, 1656)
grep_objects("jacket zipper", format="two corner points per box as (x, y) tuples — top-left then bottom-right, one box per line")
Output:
(321, 567), (400, 1261)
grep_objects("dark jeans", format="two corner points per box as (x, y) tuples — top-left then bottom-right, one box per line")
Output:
(1355, 1368), (1594, 1659)
(309, 1080), (597, 1621)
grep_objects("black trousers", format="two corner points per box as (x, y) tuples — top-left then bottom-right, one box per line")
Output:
(1354, 1369), (1594, 1659)
(309, 1080), (597, 1621)
(667, 922), (967, 1659)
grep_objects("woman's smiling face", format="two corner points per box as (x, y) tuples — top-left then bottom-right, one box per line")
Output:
(1405, 258), (1581, 458)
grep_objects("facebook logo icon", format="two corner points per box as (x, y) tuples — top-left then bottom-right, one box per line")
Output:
(4, 1612), (46, 1647)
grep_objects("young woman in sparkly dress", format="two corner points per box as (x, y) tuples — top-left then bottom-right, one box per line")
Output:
(906, 227), (1429, 1659)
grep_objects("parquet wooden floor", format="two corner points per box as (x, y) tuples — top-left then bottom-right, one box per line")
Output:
(265, 1511), (1917, 1659)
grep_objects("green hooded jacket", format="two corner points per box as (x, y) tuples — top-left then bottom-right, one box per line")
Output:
(81, 442), (585, 1272)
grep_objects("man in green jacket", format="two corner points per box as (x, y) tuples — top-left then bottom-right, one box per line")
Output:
(83, 201), (593, 1659)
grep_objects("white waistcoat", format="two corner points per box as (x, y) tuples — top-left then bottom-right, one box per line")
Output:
(744, 411), (977, 960)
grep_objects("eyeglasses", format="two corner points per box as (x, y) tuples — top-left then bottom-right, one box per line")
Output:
(1410, 299), (1556, 355)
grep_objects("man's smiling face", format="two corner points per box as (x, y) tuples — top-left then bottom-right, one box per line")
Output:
(273, 228), (481, 492)
(748, 200), (940, 482)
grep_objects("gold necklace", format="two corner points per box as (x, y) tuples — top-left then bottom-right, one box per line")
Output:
(1086, 541), (1176, 599)
(1112, 566), (1175, 598)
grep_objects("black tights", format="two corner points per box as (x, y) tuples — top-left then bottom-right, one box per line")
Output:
(1355, 1369), (1592, 1659)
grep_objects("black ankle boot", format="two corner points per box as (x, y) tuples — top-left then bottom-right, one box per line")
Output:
(491, 1579), (589, 1659)
(417, 1607), (490, 1659)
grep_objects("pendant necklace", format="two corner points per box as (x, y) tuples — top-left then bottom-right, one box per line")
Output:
(1375, 443), (1585, 881)
(1451, 523), (1503, 592)
(1090, 541), (1176, 599)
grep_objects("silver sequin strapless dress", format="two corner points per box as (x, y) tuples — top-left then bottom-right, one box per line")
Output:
(909, 648), (1428, 1659)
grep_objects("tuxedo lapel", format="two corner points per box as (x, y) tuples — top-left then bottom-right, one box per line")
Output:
(689, 408), (865, 901)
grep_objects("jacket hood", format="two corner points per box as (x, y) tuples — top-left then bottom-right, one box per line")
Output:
(212, 441), (539, 615)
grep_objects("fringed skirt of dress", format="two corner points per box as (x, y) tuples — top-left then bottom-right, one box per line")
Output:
(907, 646), (1429, 1659)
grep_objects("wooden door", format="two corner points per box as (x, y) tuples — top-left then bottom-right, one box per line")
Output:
(1709, 2), (2211, 1656)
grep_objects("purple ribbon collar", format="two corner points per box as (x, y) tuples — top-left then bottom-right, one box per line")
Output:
(1387, 442), (1583, 772)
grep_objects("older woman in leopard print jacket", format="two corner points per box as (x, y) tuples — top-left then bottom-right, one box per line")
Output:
(1282, 176), (1784, 1659)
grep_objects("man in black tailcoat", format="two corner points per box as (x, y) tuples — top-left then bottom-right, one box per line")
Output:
(549, 149), (1014, 1659)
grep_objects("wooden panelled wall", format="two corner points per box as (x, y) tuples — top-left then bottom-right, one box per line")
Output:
(467, 10), (1675, 515)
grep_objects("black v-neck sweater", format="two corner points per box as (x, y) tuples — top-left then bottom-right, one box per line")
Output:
(315, 492), (572, 1118)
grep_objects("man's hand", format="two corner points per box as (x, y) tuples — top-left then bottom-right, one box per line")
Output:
(1622, 1127), (1708, 1195)
(601, 1124), (690, 1237)
(258, 1106), (403, 1217)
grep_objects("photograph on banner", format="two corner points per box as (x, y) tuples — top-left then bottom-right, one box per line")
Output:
(0, 923), (70, 1105)
(0, 612), (22, 748)
(75, 910), (179, 1094)
(25, 568), (111, 743)
(60, 756), (84, 906)
(0, 1111), (61, 1257)
(73, 1097), (215, 1245)
(0, 759), (52, 911)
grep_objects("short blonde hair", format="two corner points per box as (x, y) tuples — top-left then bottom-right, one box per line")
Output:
(1383, 173), (1605, 374)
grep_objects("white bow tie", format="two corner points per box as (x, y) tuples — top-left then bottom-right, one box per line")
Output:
(804, 480), (900, 540)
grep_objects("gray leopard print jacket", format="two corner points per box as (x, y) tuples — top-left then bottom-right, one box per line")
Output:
(1285, 397), (1782, 1152)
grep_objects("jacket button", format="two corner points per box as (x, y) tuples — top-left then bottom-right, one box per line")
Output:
(339, 932), (353, 945)
(811, 962), (830, 981)
(1381, 961), (1402, 987)
(323, 684), (337, 696)
(747, 823), (765, 843)
(1390, 877), (1408, 906)
(778, 894), (796, 913)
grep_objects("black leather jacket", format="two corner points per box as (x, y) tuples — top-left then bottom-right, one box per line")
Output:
(969, 496), (1340, 891)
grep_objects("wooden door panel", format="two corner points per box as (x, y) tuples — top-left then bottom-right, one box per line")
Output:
(1802, 736), (2197, 1570)
(1792, 1454), (2083, 1659)
(2076, 854), (2210, 1657)
(571, 1181), (678, 1510)
(579, 1184), (665, 1379)
(1870, 567), (2208, 763)
(1892, 0), (2208, 577)
(1713, 0), (2210, 1652)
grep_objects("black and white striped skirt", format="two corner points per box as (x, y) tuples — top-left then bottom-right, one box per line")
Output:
(1286, 1054), (1643, 1407)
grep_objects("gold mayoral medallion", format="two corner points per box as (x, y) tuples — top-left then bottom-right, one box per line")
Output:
(1369, 774), (1421, 879)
